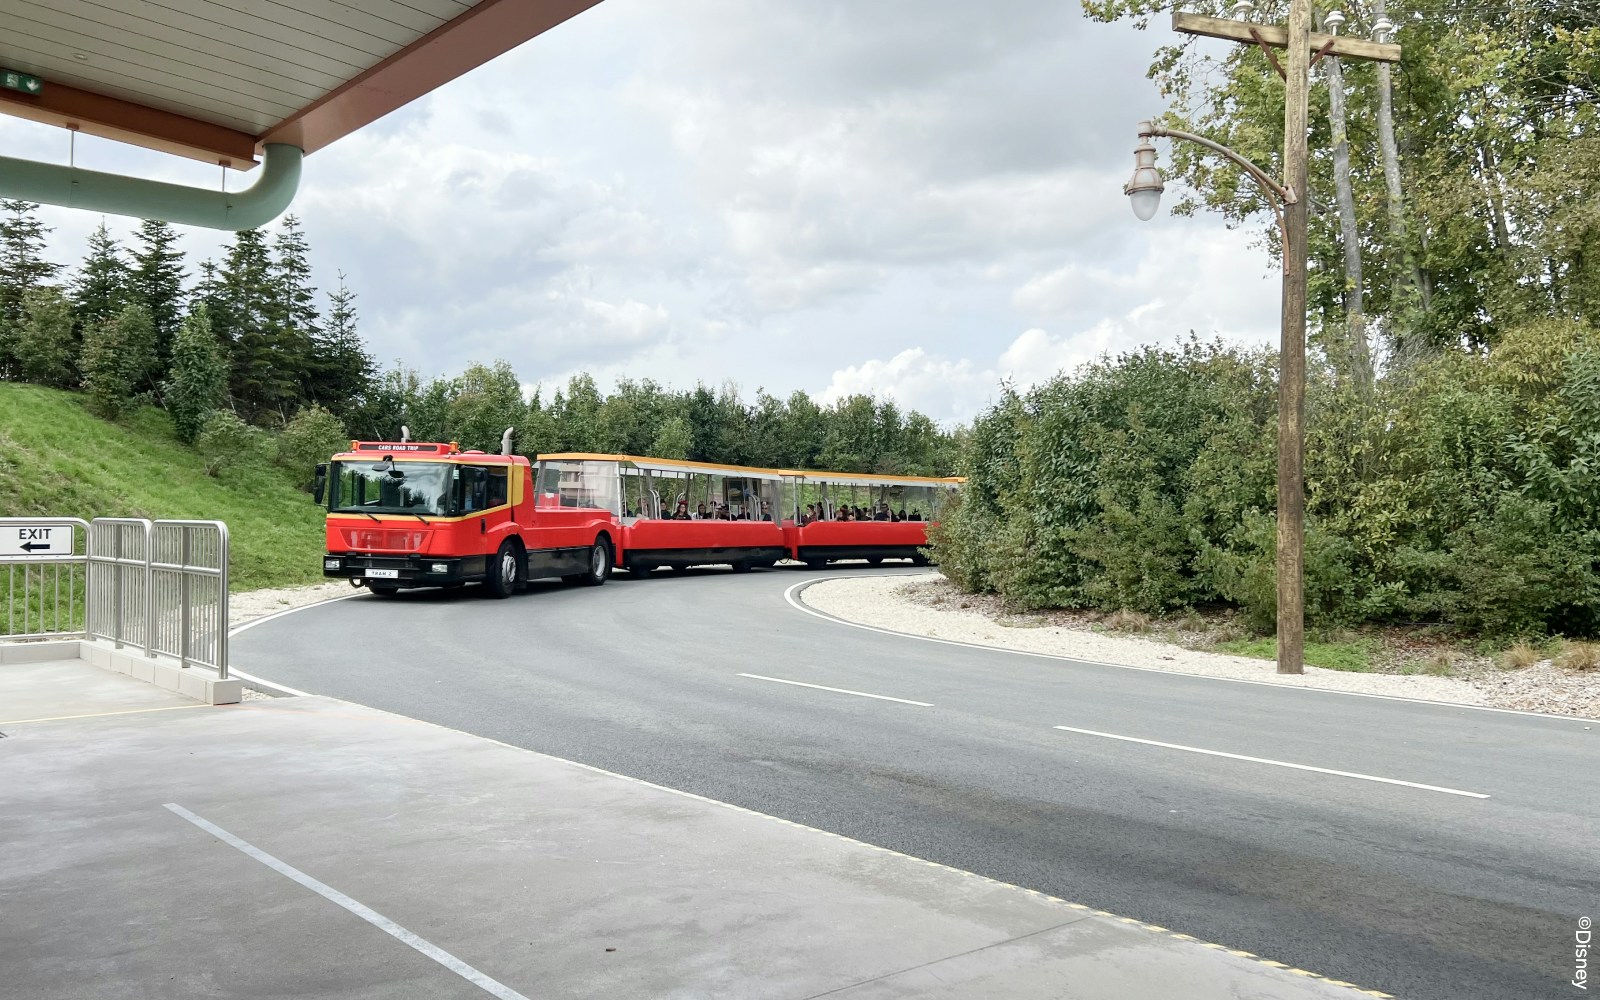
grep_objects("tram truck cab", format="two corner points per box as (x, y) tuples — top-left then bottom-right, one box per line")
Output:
(318, 436), (619, 597)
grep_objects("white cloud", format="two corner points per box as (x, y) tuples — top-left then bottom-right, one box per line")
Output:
(1, 0), (1285, 428)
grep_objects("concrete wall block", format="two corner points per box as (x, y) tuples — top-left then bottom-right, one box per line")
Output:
(177, 671), (208, 702)
(208, 679), (242, 706)
(0, 640), (83, 664)
(86, 644), (112, 669)
(151, 664), (182, 692)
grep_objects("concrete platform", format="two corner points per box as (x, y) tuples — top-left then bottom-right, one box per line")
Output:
(0, 653), (199, 724)
(0, 691), (1380, 999)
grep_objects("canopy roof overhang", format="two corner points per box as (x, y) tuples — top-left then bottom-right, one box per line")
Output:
(0, 0), (602, 168)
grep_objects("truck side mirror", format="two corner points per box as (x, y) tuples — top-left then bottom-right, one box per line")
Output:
(313, 463), (328, 505)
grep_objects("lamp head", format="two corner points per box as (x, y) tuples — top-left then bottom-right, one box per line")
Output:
(1324, 9), (1345, 33)
(1372, 15), (1394, 41)
(1124, 126), (1165, 222)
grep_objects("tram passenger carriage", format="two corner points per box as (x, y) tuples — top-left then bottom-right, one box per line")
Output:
(318, 436), (959, 596)
(537, 453), (960, 573)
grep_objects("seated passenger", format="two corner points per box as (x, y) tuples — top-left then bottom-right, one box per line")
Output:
(909, 509), (923, 521)
(874, 504), (890, 522)
(802, 503), (816, 525)
(897, 507), (908, 521)
(671, 497), (692, 520)
(760, 500), (773, 521)
(696, 503), (710, 519)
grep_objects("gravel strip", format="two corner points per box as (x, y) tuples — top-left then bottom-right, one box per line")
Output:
(229, 581), (353, 630)
(802, 573), (1525, 708)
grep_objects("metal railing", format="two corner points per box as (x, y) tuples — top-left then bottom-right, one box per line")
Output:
(83, 517), (230, 679)
(87, 517), (152, 654)
(149, 520), (229, 675)
(0, 517), (91, 640)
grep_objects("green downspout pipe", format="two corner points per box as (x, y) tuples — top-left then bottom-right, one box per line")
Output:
(0, 142), (303, 231)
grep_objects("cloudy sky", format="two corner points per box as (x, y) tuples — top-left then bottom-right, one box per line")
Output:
(0, 0), (1280, 425)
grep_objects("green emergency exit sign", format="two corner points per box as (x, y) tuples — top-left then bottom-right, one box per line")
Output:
(2, 70), (42, 95)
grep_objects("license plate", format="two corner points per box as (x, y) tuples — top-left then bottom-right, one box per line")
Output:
(366, 569), (400, 579)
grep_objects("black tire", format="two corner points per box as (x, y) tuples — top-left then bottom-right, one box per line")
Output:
(911, 553), (930, 567)
(730, 559), (753, 573)
(486, 541), (519, 599)
(804, 558), (827, 570)
(866, 557), (884, 566)
(577, 538), (612, 586)
(368, 584), (399, 597)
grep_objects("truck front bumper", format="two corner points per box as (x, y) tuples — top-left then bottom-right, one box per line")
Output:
(322, 554), (482, 587)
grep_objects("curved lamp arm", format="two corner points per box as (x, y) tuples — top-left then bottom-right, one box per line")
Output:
(1139, 120), (1295, 235)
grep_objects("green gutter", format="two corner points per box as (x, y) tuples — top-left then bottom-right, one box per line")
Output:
(0, 143), (302, 231)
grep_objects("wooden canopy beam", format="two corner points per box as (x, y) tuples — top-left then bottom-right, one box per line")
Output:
(0, 83), (259, 168)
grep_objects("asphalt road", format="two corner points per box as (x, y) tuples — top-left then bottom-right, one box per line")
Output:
(234, 567), (1600, 1000)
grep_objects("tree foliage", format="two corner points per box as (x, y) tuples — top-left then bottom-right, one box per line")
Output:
(275, 405), (348, 490)
(0, 201), (62, 380)
(937, 329), (1600, 638)
(162, 304), (228, 444)
(17, 286), (77, 388)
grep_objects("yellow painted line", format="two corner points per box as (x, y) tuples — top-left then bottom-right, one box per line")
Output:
(1, 703), (210, 725)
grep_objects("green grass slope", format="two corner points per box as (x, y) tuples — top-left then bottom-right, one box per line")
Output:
(0, 383), (326, 591)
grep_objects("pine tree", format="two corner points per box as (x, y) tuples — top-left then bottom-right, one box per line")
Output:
(162, 304), (228, 444)
(130, 219), (189, 369)
(217, 228), (290, 422)
(0, 200), (63, 380)
(72, 221), (131, 334)
(16, 286), (78, 388)
(267, 215), (318, 415)
(308, 272), (374, 419)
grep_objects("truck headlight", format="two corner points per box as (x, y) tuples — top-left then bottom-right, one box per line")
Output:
(430, 562), (449, 574)
(324, 558), (341, 570)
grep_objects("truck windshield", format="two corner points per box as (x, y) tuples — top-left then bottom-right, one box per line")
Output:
(330, 461), (454, 516)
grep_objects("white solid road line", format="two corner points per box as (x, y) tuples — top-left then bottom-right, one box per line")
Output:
(737, 672), (933, 707)
(784, 578), (1600, 725)
(164, 804), (532, 1000)
(1052, 725), (1491, 799)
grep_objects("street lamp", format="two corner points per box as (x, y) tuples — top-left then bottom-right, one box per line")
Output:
(1124, 120), (1296, 233)
(1123, 134), (1164, 221)
(1123, 117), (1305, 674)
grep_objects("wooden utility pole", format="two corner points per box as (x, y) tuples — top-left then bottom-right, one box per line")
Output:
(1278, 0), (1311, 676)
(1170, 5), (1399, 675)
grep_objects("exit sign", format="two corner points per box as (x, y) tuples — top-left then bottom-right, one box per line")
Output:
(2, 70), (42, 95)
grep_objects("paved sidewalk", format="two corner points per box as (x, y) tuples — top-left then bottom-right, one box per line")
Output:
(1, 667), (1385, 999)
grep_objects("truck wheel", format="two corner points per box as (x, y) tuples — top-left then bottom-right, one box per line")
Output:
(867, 557), (884, 566)
(911, 553), (930, 567)
(730, 559), (753, 573)
(368, 584), (399, 597)
(804, 558), (826, 570)
(578, 538), (612, 586)
(486, 541), (519, 599)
